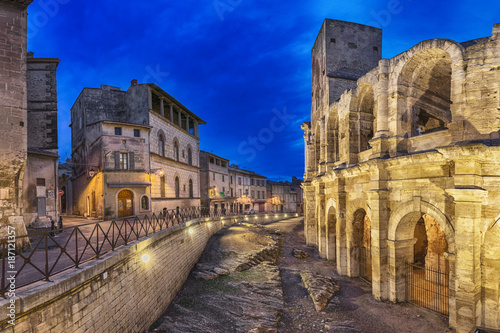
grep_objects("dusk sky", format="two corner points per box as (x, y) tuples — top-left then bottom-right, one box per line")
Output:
(27, 0), (500, 180)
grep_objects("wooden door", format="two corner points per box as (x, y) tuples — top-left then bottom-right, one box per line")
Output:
(118, 190), (134, 218)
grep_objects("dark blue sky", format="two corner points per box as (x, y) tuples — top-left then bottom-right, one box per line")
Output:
(27, 0), (500, 180)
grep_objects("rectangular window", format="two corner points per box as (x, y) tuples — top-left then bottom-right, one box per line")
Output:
(119, 152), (128, 170)
(114, 127), (122, 135)
(251, 190), (255, 198)
(209, 157), (214, 164)
(238, 177), (242, 185)
(134, 129), (140, 137)
(213, 173), (215, 181)
(222, 175), (225, 182)
(245, 189), (249, 195)
(151, 93), (161, 114)
(230, 176), (233, 184)
(36, 178), (45, 186)
(239, 189), (242, 197)
(222, 187), (225, 194)
(231, 188), (233, 197)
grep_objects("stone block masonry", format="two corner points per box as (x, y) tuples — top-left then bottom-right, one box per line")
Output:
(0, 1), (30, 226)
(0, 213), (295, 332)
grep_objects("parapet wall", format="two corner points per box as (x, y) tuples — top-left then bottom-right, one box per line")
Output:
(0, 213), (297, 332)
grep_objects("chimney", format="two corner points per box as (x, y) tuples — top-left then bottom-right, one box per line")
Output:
(131, 79), (138, 86)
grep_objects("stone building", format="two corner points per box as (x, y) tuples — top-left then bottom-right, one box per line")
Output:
(70, 80), (205, 219)
(0, 0), (32, 237)
(0, 0), (61, 235)
(199, 151), (235, 213)
(302, 19), (500, 332)
(24, 52), (60, 227)
(228, 165), (267, 212)
(266, 180), (297, 213)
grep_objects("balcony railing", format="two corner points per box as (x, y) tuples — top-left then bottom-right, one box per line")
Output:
(0, 206), (245, 297)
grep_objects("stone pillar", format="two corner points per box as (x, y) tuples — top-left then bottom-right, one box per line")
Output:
(319, 116), (327, 174)
(367, 189), (390, 300)
(160, 99), (164, 117)
(336, 191), (348, 275)
(194, 120), (199, 137)
(178, 110), (182, 127)
(303, 184), (317, 247)
(446, 189), (485, 333)
(387, 238), (416, 302)
(317, 190), (326, 258)
(186, 116), (190, 132)
(375, 59), (389, 138)
(169, 104), (173, 122)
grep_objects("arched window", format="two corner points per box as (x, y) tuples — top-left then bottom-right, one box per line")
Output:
(175, 177), (180, 198)
(173, 140), (179, 161)
(189, 179), (193, 198)
(187, 147), (192, 166)
(141, 196), (150, 211)
(159, 134), (165, 157)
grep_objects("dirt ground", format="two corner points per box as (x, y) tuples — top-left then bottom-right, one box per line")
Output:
(269, 217), (454, 333)
(150, 217), (455, 333)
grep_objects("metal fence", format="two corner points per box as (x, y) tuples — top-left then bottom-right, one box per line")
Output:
(405, 262), (449, 315)
(0, 206), (253, 297)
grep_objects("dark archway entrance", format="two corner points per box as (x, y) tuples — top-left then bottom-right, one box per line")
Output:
(351, 209), (372, 281)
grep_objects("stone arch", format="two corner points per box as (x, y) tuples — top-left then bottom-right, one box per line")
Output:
(117, 189), (134, 218)
(325, 198), (337, 261)
(482, 218), (500, 329)
(347, 208), (372, 280)
(326, 109), (339, 164)
(387, 199), (455, 303)
(392, 40), (465, 139)
(355, 83), (376, 153)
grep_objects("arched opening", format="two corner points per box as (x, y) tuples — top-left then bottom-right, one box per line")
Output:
(327, 206), (337, 261)
(350, 209), (372, 281)
(187, 146), (192, 166)
(189, 179), (193, 198)
(173, 140), (179, 161)
(141, 195), (149, 211)
(158, 133), (165, 157)
(117, 189), (134, 218)
(398, 48), (452, 138)
(326, 111), (339, 164)
(482, 220), (500, 328)
(175, 177), (180, 198)
(392, 211), (450, 314)
(357, 84), (375, 153)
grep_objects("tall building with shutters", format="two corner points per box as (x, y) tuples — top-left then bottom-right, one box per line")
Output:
(70, 80), (205, 219)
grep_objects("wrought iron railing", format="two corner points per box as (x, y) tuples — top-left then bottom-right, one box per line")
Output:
(0, 206), (252, 297)
(405, 262), (450, 315)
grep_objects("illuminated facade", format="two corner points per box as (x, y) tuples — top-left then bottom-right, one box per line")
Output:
(302, 19), (500, 332)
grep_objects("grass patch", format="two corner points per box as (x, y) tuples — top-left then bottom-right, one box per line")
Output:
(178, 296), (198, 308)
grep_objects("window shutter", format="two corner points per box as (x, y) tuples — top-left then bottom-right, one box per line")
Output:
(114, 151), (120, 169)
(129, 152), (135, 170)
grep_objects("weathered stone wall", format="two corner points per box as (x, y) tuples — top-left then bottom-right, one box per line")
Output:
(303, 21), (500, 333)
(0, 213), (295, 332)
(0, 1), (30, 229)
(26, 54), (59, 150)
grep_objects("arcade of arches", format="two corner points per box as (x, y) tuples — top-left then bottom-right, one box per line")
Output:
(303, 22), (500, 333)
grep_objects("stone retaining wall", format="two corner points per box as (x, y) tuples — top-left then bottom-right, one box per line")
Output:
(0, 213), (298, 332)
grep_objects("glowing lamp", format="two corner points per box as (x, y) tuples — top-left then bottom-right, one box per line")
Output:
(142, 254), (151, 263)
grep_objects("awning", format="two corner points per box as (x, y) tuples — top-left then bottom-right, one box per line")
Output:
(107, 182), (151, 188)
